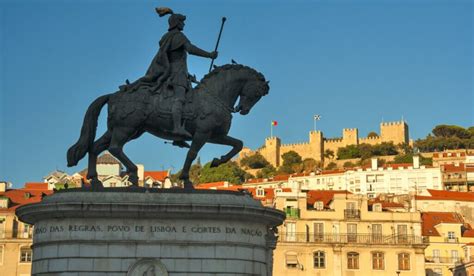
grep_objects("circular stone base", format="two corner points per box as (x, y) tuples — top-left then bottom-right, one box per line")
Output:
(16, 188), (285, 275)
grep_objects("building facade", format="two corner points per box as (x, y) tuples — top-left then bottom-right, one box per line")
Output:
(239, 120), (410, 167)
(273, 190), (427, 276)
(422, 212), (474, 276)
(243, 157), (442, 197)
(0, 182), (52, 276)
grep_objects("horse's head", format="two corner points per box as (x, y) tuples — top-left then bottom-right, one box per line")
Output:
(234, 79), (270, 115)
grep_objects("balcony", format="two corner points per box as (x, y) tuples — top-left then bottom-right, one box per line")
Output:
(444, 237), (459, 243)
(344, 209), (361, 220)
(425, 256), (464, 265)
(284, 207), (300, 219)
(278, 232), (425, 245)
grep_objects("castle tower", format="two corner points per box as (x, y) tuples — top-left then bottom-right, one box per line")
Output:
(309, 131), (324, 162)
(343, 128), (359, 146)
(380, 120), (409, 145)
(261, 137), (281, 167)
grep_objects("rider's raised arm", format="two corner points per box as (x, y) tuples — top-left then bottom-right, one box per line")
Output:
(185, 42), (217, 59)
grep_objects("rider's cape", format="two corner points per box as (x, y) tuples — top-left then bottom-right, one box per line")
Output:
(145, 30), (190, 88)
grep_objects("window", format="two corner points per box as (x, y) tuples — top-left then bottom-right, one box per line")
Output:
(398, 253), (410, 270)
(313, 251), (325, 268)
(373, 203), (382, 212)
(0, 218), (5, 239)
(433, 249), (440, 263)
(0, 245), (3, 265)
(433, 268), (442, 276)
(347, 252), (359, 269)
(314, 223), (324, 242)
(314, 201), (324, 210)
(285, 252), (298, 268)
(22, 224), (32, 239)
(20, 247), (32, 263)
(448, 231), (456, 241)
(452, 250), (459, 263)
(256, 188), (265, 197)
(372, 224), (382, 243)
(285, 222), (296, 242)
(347, 224), (357, 242)
(397, 225), (408, 243)
(372, 252), (384, 270)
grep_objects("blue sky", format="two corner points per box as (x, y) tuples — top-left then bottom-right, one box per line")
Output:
(1, 0), (472, 187)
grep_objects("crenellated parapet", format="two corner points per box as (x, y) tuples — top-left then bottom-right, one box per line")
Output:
(237, 120), (408, 168)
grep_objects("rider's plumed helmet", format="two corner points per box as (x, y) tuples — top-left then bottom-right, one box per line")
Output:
(155, 7), (186, 31)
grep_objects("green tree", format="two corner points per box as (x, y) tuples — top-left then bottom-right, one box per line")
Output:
(325, 162), (337, 170)
(324, 149), (335, 160)
(171, 163), (202, 184)
(432, 125), (471, 139)
(337, 145), (361, 160)
(392, 154), (433, 166)
(343, 161), (355, 168)
(367, 131), (379, 138)
(302, 158), (320, 173)
(199, 161), (252, 184)
(240, 153), (270, 169)
(256, 165), (276, 178)
(277, 151), (303, 174)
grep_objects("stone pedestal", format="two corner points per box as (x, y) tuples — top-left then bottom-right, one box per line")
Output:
(16, 189), (285, 276)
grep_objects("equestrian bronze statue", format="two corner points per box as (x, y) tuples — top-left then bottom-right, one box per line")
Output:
(67, 8), (269, 190)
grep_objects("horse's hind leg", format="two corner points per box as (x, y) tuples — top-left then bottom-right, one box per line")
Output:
(180, 131), (210, 190)
(86, 131), (112, 189)
(208, 135), (243, 167)
(108, 127), (141, 186)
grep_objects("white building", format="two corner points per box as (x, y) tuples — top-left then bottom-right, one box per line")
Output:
(244, 157), (442, 198)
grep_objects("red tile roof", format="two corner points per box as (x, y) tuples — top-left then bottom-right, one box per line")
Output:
(306, 190), (350, 207)
(143, 171), (169, 182)
(368, 198), (405, 209)
(0, 185), (52, 211)
(421, 212), (464, 236)
(415, 189), (474, 202)
(24, 182), (49, 190)
(442, 163), (466, 172)
(464, 229), (474, 238)
(196, 181), (230, 189)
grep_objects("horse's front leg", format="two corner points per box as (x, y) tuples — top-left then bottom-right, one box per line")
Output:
(180, 131), (210, 190)
(208, 135), (243, 168)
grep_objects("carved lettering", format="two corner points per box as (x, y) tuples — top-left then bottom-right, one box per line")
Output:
(150, 225), (177, 233)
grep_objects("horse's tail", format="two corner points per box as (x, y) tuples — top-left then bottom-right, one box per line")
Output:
(67, 94), (111, 167)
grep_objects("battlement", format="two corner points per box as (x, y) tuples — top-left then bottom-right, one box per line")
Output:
(281, 142), (310, 147)
(381, 120), (405, 126)
(359, 136), (381, 141)
(324, 138), (344, 143)
(265, 136), (281, 141)
(343, 128), (357, 132)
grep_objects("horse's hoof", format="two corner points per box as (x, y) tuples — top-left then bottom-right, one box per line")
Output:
(90, 179), (104, 190)
(210, 158), (220, 168)
(183, 179), (194, 191)
(128, 175), (139, 186)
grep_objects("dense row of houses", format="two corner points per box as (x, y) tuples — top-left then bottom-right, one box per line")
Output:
(1, 150), (474, 275)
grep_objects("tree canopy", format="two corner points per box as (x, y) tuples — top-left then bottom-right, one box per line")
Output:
(337, 142), (399, 160)
(240, 153), (270, 169)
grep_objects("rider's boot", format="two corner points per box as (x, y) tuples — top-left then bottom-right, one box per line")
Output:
(171, 101), (192, 139)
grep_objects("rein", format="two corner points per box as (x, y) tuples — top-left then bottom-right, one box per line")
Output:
(197, 84), (236, 114)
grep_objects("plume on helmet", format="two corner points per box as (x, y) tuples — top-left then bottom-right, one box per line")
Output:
(155, 7), (174, 17)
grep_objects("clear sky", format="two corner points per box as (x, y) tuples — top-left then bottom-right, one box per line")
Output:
(1, 0), (472, 187)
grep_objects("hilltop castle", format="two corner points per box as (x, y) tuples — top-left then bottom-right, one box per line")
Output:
(238, 120), (410, 167)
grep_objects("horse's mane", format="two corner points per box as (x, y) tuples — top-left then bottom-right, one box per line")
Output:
(195, 64), (266, 90)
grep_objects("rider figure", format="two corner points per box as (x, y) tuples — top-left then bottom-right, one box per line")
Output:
(132, 8), (217, 140)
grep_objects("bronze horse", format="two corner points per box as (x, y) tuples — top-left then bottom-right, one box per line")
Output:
(67, 64), (269, 189)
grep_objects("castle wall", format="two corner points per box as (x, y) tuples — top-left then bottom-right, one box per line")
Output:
(359, 136), (382, 145)
(380, 121), (409, 145)
(238, 121), (409, 168)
